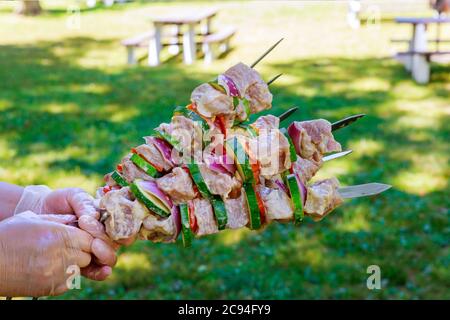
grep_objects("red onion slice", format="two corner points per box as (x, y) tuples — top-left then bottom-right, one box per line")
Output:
(205, 153), (237, 175)
(218, 74), (240, 97)
(274, 179), (289, 195)
(146, 136), (174, 165)
(294, 173), (307, 205)
(170, 205), (181, 241)
(138, 180), (173, 210)
(218, 154), (237, 174)
(208, 162), (229, 174)
(287, 122), (302, 156)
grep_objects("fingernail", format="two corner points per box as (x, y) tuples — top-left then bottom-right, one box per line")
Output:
(103, 266), (112, 277)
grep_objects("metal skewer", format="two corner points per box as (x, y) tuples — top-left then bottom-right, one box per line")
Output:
(338, 183), (392, 199)
(323, 150), (353, 162)
(331, 114), (365, 132)
(267, 73), (283, 86)
(278, 107), (299, 122)
(250, 38), (284, 68)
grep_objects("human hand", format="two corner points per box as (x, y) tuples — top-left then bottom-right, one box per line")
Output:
(14, 186), (118, 280)
(0, 211), (93, 297)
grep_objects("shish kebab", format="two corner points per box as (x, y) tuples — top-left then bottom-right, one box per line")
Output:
(96, 61), (390, 247)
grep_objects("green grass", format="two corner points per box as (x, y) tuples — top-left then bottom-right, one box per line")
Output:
(0, 1), (449, 299)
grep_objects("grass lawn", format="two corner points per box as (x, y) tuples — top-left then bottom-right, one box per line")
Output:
(0, 1), (448, 299)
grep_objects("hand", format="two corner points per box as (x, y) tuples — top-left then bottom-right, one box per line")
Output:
(14, 186), (118, 280)
(0, 211), (93, 297)
(42, 188), (120, 280)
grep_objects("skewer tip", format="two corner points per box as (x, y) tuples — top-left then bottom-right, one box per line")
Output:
(267, 73), (283, 86)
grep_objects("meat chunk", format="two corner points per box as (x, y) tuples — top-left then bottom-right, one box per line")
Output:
(304, 178), (343, 221)
(223, 62), (272, 113)
(251, 115), (279, 132)
(250, 129), (291, 178)
(292, 157), (322, 183)
(139, 211), (179, 243)
(141, 137), (174, 172)
(258, 185), (294, 222)
(264, 175), (289, 194)
(199, 163), (242, 198)
(246, 81), (272, 114)
(104, 172), (118, 187)
(224, 190), (249, 229)
(172, 116), (203, 153)
(234, 100), (249, 122)
(100, 187), (148, 240)
(156, 167), (196, 204)
(192, 198), (218, 237)
(121, 154), (153, 183)
(157, 116), (204, 164)
(191, 83), (233, 118)
(288, 119), (341, 162)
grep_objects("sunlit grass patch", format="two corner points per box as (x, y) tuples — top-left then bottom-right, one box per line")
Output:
(41, 102), (80, 114)
(349, 138), (384, 157)
(216, 228), (251, 246)
(115, 252), (152, 273)
(349, 77), (390, 92)
(393, 171), (447, 195)
(335, 204), (372, 232)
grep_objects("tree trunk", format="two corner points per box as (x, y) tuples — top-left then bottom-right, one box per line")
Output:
(17, 1), (42, 16)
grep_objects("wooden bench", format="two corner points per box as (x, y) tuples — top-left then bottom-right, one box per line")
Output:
(202, 26), (236, 64)
(122, 26), (236, 66)
(122, 30), (209, 65)
(394, 50), (450, 83)
(121, 31), (155, 65)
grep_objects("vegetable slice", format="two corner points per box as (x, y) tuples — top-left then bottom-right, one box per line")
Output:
(111, 171), (129, 187)
(244, 183), (261, 230)
(217, 74), (240, 97)
(211, 196), (227, 230)
(286, 174), (304, 225)
(225, 137), (254, 183)
(130, 153), (159, 177)
(186, 163), (212, 199)
(208, 81), (227, 94)
(173, 105), (209, 132)
(130, 179), (171, 218)
(280, 127), (298, 163)
(153, 128), (181, 151)
(180, 203), (193, 247)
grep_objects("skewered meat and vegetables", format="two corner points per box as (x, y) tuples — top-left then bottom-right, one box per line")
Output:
(96, 61), (389, 246)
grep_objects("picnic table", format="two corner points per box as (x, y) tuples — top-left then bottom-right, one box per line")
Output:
(149, 8), (218, 66)
(394, 16), (450, 83)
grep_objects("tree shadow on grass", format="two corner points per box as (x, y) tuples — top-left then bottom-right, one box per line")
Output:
(0, 37), (448, 299)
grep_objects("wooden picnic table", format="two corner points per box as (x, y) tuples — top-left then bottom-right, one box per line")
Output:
(394, 16), (450, 83)
(148, 8), (218, 66)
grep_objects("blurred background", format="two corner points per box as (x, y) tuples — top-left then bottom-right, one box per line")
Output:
(0, 0), (448, 299)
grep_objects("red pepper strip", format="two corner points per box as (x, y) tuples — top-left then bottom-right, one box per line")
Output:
(250, 162), (261, 185)
(186, 103), (195, 111)
(103, 185), (112, 194)
(182, 166), (200, 197)
(214, 115), (227, 138)
(131, 148), (164, 172)
(188, 201), (198, 233)
(116, 164), (123, 173)
(254, 186), (266, 225)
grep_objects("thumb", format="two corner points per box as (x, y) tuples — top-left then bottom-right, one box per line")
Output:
(38, 214), (78, 225)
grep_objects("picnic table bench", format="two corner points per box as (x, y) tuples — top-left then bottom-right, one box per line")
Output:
(393, 16), (450, 84)
(121, 8), (236, 66)
(202, 26), (236, 64)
